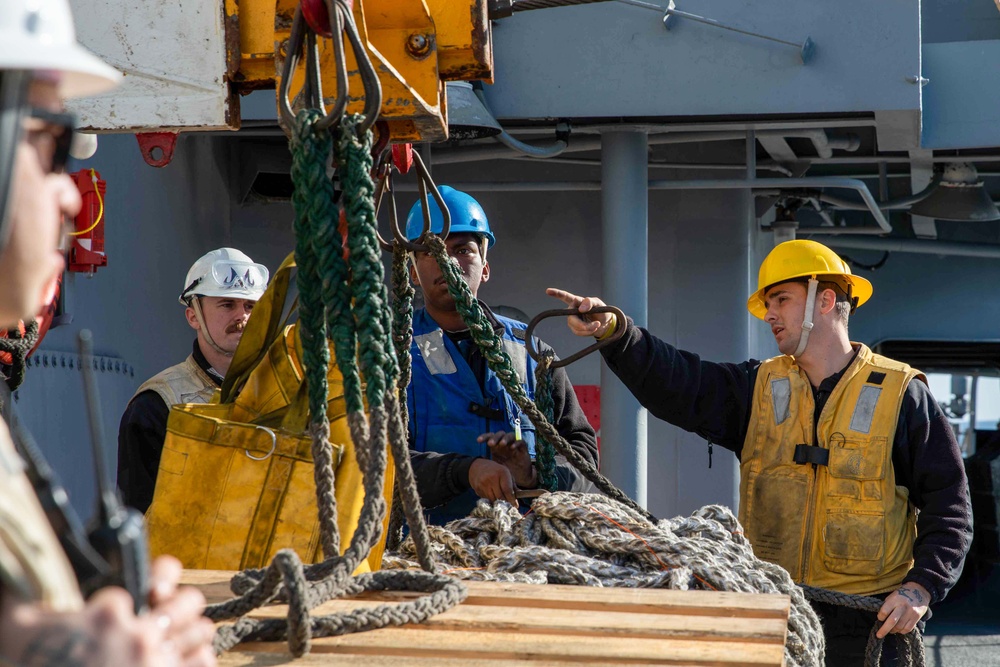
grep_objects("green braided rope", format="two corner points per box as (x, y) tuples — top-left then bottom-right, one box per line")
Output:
(336, 118), (396, 404)
(336, 116), (438, 572)
(421, 233), (654, 522)
(290, 109), (340, 558)
(532, 353), (559, 492)
(385, 244), (415, 551)
(290, 109), (332, 420)
(391, 244), (415, 414)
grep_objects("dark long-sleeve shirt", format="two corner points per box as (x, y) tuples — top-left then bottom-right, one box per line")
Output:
(116, 341), (221, 513)
(409, 307), (600, 510)
(601, 318), (973, 604)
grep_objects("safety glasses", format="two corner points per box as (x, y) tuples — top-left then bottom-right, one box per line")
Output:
(181, 260), (270, 302)
(25, 107), (76, 174)
(210, 259), (269, 291)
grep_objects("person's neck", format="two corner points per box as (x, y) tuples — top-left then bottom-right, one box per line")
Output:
(424, 304), (471, 333)
(796, 332), (855, 389)
(198, 338), (232, 376)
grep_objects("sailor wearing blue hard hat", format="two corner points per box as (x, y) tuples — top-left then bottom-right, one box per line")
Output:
(403, 187), (598, 525)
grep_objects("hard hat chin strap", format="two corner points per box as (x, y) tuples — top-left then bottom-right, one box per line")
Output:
(191, 297), (234, 358)
(792, 278), (819, 358)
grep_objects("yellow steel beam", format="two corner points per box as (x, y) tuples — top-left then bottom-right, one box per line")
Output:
(226, 0), (494, 142)
(425, 0), (492, 82)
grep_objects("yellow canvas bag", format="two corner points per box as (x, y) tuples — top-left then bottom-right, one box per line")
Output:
(145, 254), (393, 571)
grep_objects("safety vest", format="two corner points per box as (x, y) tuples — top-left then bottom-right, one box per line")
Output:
(407, 307), (538, 523)
(0, 422), (83, 611)
(133, 354), (218, 406)
(739, 344), (922, 595)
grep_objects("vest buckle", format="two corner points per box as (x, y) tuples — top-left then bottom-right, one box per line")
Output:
(468, 401), (504, 422)
(793, 444), (830, 466)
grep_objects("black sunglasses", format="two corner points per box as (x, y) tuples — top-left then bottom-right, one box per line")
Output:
(27, 107), (76, 174)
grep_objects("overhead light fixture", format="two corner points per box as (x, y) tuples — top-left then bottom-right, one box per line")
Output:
(771, 201), (800, 245)
(908, 162), (1000, 222)
(445, 81), (502, 141)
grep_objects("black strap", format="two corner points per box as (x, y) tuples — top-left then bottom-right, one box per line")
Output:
(468, 401), (504, 422)
(793, 444), (830, 466)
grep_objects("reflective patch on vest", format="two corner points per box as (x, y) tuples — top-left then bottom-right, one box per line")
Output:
(414, 330), (457, 375)
(771, 378), (791, 425)
(849, 385), (882, 434)
(502, 339), (527, 383)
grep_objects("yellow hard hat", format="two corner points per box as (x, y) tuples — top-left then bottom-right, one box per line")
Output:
(747, 240), (873, 320)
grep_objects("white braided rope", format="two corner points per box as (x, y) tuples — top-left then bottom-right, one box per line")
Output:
(384, 492), (825, 666)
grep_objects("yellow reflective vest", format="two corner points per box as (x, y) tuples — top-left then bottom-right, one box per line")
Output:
(739, 344), (922, 595)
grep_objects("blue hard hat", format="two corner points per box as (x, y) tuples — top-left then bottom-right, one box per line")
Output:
(405, 186), (495, 248)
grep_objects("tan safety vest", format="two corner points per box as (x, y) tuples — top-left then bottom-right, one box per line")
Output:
(133, 354), (218, 406)
(0, 422), (83, 610)
(739, 344), (922, 595)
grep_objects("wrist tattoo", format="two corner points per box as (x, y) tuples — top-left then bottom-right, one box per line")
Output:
(897, 586), (925, 605)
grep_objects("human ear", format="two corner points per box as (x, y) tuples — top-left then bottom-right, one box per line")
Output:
(184, 306), (201, 331)
(819, 289), (837, 315)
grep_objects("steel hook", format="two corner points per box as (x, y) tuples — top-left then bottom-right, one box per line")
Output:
(337, 0), (382, 134)
(392, 149), (451, 253)
(524, 306), (627, 368)
(373, 158), (396, 252)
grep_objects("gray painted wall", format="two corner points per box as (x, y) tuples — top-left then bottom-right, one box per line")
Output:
(841, 249), (1000, 349)
(486, 1), (920, 119)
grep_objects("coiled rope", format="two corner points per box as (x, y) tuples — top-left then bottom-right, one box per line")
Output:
(205, 112), (465, 656)
(386, 492), (826, 667)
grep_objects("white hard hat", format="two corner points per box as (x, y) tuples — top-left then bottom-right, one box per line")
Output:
(0, 0), (121, 98)
(179, 248), (269, 305)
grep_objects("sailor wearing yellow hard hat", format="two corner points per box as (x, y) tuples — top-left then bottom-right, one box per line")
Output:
(548, 239), (972, 665)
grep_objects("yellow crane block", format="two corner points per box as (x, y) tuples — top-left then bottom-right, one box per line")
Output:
(225, 0), (493, 143)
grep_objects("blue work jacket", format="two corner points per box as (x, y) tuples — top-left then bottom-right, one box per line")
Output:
(407, 307), (538, 523)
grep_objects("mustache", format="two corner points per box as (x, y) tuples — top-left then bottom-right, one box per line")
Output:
(226, 321), (247, 335)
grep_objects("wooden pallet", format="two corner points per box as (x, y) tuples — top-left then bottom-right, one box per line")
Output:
(185, 569), (790, 666)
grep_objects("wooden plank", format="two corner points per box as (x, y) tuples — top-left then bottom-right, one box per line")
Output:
(189, 570), (791, 619)
(220, 655), (677, 667)
(458, 581), (790, 619)
(188, 570), (790, 667)
(207, 597), (786, 644)
(234, 628), (785, 665)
